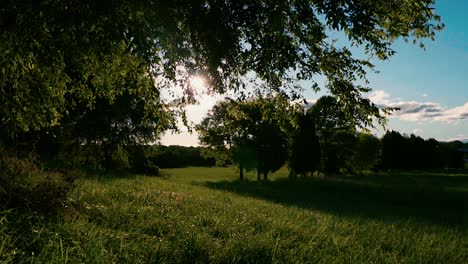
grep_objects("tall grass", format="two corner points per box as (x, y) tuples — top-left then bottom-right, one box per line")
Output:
(1, 167), (467, 263)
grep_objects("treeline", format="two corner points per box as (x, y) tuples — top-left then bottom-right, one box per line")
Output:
(381, 131), (466, 170)
(1, 139), (216, 174)
(80, 144), (216, 174)
(198, 96), (467, 181)
(133, 145), (216, 169)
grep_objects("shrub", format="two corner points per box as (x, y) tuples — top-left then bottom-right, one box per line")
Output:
(0, 151), (78, 214)
(111, 146), (130, 170)
(142, 160), (160, 176)
(127, 146), (160, 176)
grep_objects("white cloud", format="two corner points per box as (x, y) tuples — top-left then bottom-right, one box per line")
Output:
(369, 90), (468, 122)
(368, 90), (392, 106)
(412, 128), (423, 134)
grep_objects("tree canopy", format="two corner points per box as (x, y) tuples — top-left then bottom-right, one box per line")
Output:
(197, 96), (291, 180)
(1, 0), (443, 138)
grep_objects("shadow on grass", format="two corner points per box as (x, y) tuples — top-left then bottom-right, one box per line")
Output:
(199, 172), (468, 229)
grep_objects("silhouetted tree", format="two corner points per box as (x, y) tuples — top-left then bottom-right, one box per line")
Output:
(381, 131), (408, 170)
(308, 96), (357, 176)
(256, 121), (288, 181)
(349, 133), (381, 173)
(288, 112), (321, 178)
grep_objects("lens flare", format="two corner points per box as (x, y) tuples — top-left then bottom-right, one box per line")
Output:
(189, 76), (206, 91)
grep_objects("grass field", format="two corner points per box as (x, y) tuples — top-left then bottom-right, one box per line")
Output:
(1, 167), (468, 263)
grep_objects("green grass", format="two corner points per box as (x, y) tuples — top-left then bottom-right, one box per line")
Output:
(1, 167), (468, 263)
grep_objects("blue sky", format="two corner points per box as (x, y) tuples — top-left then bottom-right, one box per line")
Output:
(161, 1), (468, 146)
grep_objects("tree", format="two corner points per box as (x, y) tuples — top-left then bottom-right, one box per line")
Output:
(1, 0), (443, 139)
(232, 143), (257, 180)
(197, 100), (253, 180)
(349, 133), (381, 174)
(255, 120), (288, 181)
(197, 96), (290, 180)
(439, 141), (465, 169)
(70, 85), (174, 170)
(308, 96), (357, 176)
(288, 112), (321, 178)
(1, 44), (175, 169)
(381, 131), (408, 170)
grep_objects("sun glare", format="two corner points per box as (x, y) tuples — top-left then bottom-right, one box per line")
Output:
(189, 76), (206, 91)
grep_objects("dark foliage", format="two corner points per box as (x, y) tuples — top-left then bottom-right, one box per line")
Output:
(288, 112), (321, 177)
(150, 145), (217, 169)
(381, 131), (464, 170)
(255, 122), (289, 180)
(307, 96), (357, 176)
(0, 150), (78, 214)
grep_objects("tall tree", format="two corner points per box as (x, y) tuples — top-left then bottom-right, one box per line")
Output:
(255, 120), (288, 181)
(288, 111), (321, 178)
(308, 96), (357, 176)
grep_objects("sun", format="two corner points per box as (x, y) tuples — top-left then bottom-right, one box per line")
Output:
(189, 75), (206, 91)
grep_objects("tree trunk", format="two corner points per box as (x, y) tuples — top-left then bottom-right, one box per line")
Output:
(94, 140), (100, 170)
(257, 170), (261, 181)
(263, 171), (268, 181)
(103, 143), (112, 171)
(239, 163), (244, 181)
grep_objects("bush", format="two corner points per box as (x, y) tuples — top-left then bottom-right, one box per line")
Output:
(142, 160), (160, 176)
(127, 146), (160, 176)
(0, 151), (78, 213)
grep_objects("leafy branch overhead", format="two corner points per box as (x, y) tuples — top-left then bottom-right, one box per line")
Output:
(0, 0), (443, 133)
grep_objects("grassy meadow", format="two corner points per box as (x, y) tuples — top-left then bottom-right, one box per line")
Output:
(1, 167), (468, 263)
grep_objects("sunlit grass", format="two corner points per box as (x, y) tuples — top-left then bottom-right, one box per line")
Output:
(1, 167), (467, 263)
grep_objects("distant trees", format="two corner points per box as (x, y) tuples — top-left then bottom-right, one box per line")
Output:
(86, 144), (216, 174)
(199, 95), (386, 179)
(287, 96), (383, 177)
(199, 94), (465, 181)
(150, 145), (216, 168)
(381, 131), (464, 170)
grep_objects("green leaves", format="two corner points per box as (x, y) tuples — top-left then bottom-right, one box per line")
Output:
(197, 96), (292, 178)
(0, 0), (443, 139)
